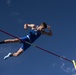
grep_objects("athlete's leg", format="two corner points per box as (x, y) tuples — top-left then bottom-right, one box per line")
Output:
(11, 48), (24, 57)
(4, 36), (31, 59)
(4, 38), (20, 43)
(4, 48), (24, 59)
(0, 38), (20, 44)
(11, 37), (31, 56)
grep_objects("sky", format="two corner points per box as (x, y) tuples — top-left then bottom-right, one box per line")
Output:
(0, 0), (76, 75)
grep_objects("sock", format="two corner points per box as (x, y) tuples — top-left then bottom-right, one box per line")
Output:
(10, 54), (13, 57)
(0, 41), (5, 44)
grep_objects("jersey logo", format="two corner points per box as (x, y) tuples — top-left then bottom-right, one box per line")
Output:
(34, 30), (37, 35)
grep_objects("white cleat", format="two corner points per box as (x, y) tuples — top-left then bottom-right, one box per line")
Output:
(4, 53), (12, 60)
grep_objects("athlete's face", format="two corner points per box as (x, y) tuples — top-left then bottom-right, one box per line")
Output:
(39, 26), (46, 30)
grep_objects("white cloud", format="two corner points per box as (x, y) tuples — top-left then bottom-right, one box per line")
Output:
(63, 67), (72, 73)
(52, 61), (76, 75)
(6, 0), (11, 6)
(11, 12), (20, 15)
(17, 19), (26, 23)
(52, 63), (56, 67)
(72, 74), (76, 75)
(11, 12), (25, 23)
(61, 63), (71, 73)
(61, 63), (65, 69)
(60, 62), (76, 75)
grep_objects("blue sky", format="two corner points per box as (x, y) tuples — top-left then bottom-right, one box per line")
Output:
(0, 0), (76, 75)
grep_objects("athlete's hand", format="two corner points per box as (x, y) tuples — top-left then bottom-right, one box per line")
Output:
(47, 25), (51, 30)
(24, 24), (28, 30)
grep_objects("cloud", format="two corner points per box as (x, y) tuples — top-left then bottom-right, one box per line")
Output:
(52, 62), (76, 75)
(63, 67), (72, 73)
(60, 62), (76, 75)
(6, 0), (11, 6)
(61, 63), (65, 68)
(60, 63), (72, 73)
(72, 74), (76, 75)
(52, 63), (56, 67)
(15, 18), (25, 23)
(11, 12), (25, 23)
(11, 12), (20, 15)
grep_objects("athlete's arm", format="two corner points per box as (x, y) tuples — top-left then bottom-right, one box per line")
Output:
(42, 26), (53, 36)
(24, 24), (36, 30)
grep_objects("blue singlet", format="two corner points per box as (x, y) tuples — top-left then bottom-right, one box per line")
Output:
(20, 29), (41, 51)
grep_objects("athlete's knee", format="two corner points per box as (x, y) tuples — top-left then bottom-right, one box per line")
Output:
(13, 51), (23, 56)
(13, 38), (20, 42)
(12, 48), (24, 57)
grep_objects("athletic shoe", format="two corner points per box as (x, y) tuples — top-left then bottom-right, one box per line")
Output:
(4, 53), (12, 60)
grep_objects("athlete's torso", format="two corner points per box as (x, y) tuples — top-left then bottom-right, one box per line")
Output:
(27, 29), (41, 42)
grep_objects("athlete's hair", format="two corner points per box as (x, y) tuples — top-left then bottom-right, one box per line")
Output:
(40, 22), (47, 28)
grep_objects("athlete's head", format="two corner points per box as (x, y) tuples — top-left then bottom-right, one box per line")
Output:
(38, 22), (47, 30)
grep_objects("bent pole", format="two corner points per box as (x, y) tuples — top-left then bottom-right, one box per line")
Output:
(0, 29), (73, 63)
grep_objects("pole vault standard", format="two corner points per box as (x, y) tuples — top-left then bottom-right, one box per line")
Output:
(0, 29), (76, 69)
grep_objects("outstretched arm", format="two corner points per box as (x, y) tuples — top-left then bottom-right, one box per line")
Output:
(42, 25), (53, 36)
(24, 24), (36, 30)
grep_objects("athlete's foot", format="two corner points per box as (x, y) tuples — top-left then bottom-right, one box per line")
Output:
(4, 53), (12, 60)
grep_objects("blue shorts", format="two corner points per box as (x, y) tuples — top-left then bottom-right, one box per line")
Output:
(20, 36), (31, 51)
